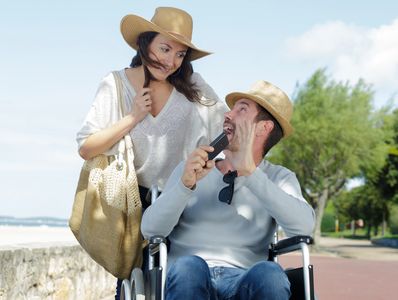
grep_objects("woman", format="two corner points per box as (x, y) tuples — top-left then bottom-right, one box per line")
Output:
(76, 7), (227, 299)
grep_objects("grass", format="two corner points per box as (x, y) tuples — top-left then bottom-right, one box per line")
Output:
(322, 229), (398, 240)
(373, 234), (398, 240)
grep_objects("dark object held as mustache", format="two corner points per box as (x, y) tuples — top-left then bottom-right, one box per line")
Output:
(208, 132), (229, 160)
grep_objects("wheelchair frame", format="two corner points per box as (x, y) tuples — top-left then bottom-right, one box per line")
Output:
(121, 185), (315, 300)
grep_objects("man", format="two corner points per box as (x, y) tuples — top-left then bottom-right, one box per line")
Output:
(141, 80), (315, 299)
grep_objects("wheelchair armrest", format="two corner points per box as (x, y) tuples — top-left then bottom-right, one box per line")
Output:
(270, 235), (314, 300)
(270, 235), (313, 257)
(149, 235), (167, 245)
(148, 235), (168, 256)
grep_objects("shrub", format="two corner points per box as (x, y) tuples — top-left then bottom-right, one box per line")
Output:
(321, 212), (335, 232)
(389, 205), (398, 234)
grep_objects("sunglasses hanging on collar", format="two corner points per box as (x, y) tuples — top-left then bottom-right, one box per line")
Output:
(218, 170), (238, 205)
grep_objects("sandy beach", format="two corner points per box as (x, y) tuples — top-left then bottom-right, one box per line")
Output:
(0, 226), (77, 248)
(1, 225), (397, 260)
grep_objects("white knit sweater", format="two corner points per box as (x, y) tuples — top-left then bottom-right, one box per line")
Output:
(76, 70), (228, 189)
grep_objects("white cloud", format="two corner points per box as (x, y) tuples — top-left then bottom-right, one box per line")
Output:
(286, 21), (366, 58)
(285, 19), (398, 105)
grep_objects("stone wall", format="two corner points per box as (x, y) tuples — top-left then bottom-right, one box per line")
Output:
(0, 242), (116, 300)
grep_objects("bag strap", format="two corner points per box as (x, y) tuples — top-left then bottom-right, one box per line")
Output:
(112, 71), (126, 119)
(112, 71), (135, 168)
(112, 72), (139, 211)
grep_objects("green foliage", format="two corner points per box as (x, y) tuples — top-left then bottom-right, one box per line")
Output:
(322, 230), (370, 239)
(270, 69), (390, 241)
(334, 185), (389, 237)
(274, 69), (388, 199)
(389, 205), (398, 234)
(373, 109), (398, 204)
(324, 199), (335, 214)
(333, 189), (361, 223)
(321, 212), (335, 232)
(355, 186), (387, 228)
(332, 109), (397, 233)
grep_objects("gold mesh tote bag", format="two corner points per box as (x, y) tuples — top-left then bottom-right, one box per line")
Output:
(69, 71), (143, 279)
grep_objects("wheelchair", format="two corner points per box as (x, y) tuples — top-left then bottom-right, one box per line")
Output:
(120, 185), (315, 300)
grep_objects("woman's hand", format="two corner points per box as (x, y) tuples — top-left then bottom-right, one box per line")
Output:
(130, 87), (152, 123)
(182, 146), (215, 189)
(79, 87), (152, 160)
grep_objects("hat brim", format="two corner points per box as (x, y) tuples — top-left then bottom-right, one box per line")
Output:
(225, 92), (294, 138)
(120, 14), (211, 61)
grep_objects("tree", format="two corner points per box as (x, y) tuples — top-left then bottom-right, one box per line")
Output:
(270, 69), (389, 244)
(333, 190), (360, 234)
(334, 185), (388, 238)
(373, 109), (398, 204)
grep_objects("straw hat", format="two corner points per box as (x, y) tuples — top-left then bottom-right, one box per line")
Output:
(120, 7), (211, 61)
(225, 80), (294, 137)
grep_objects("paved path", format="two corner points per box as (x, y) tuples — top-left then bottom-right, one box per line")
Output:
(279, 237), (398, 300)
(103, 237), (398, 300)
(316, 236), (398, 261)
(4, 228), (395, 299)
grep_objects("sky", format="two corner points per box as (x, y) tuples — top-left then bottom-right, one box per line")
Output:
(1, 1), (398, 218)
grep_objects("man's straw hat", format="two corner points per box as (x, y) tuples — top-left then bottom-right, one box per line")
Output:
(226, 80), (294, 137)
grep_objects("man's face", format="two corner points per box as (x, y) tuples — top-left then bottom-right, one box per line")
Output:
(223, 98), (259, 150)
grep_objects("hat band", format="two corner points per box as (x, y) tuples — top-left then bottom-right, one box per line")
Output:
(166, 31), (192, 45)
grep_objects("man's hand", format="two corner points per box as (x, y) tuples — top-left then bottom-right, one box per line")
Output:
(224, 120), (257, 176)
(182, 146), (215, 189)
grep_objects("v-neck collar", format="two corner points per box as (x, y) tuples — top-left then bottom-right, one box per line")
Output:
(147, 87), (176, 122)
(122, 69), (176, 122)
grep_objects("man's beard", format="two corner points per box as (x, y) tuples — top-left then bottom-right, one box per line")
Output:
(224, 121), (239, 152)
(226, 133), (240, 152)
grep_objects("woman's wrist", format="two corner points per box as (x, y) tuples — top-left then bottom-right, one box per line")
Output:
(123, 114), (138, 132)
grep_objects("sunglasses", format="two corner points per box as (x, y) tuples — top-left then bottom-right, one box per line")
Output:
(218, 170), (238, 205)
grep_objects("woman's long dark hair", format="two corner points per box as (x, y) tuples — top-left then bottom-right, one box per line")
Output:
(130, 31), (203, 103)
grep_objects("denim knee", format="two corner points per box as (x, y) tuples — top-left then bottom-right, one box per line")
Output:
(166, 255), (213, 300)
(239, 261), (291, 299)
(167, 255), (210, 283)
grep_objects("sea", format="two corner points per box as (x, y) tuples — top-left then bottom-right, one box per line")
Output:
(0, 216), (68, 227)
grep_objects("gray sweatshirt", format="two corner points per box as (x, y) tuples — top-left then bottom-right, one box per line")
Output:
(141, 159), (315, 269)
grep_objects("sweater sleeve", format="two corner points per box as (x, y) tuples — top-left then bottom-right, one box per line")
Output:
(141, 163), (193, 239)
(75, 72), (120, 154)
(243, 167), (315, 237)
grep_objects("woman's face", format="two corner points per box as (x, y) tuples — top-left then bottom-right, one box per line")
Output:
(147, 34), (188, 81)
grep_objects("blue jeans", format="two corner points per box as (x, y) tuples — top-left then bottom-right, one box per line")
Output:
(166, 255), (291, 300)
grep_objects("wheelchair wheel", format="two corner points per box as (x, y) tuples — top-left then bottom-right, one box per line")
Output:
(130, 268), (145, 300)
(120, 279), (132, 300)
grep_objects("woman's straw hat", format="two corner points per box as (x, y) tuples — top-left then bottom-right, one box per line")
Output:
(226, 80), (294, 137)
(120, 7), (211, 61)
